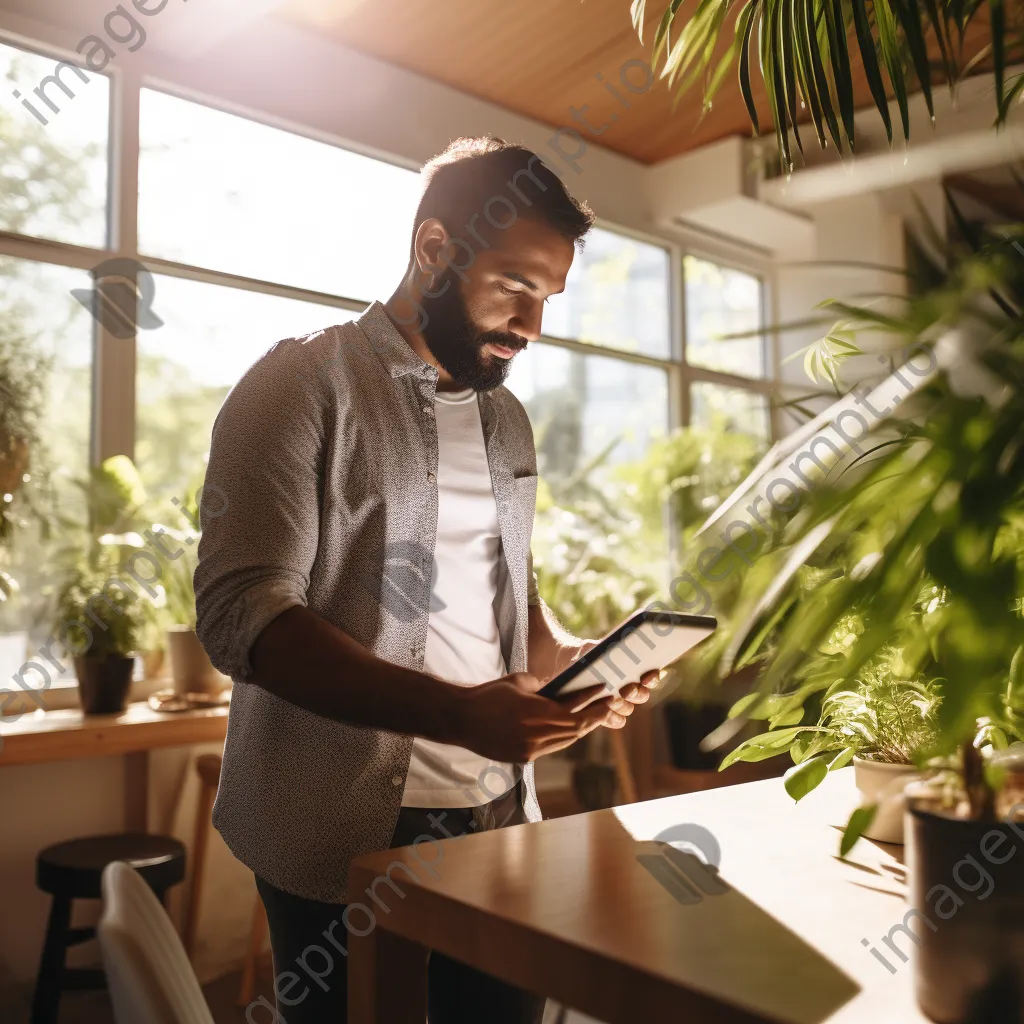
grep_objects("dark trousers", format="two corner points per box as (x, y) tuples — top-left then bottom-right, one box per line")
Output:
(255, 783), (545, 1024)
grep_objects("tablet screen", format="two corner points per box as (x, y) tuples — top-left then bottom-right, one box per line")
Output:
(538, 610), (717, 702)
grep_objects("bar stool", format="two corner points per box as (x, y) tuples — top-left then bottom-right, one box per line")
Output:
(30, 832), (186, 1024)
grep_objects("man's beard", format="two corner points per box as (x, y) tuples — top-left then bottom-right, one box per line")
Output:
(419, 271), (527, 391)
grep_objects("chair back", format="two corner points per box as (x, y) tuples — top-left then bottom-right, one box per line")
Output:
(98, 861), (215, 1024)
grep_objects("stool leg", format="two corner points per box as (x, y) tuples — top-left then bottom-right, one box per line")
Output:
(31, 895), (71, 1024)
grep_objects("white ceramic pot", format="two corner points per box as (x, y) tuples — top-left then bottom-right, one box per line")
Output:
(853, 756), (921, 844)
(166, 626), (229, 696)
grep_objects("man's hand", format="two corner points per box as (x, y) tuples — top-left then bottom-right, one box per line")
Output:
(451, 671), (627, 762)
(570, 640), (661, 725)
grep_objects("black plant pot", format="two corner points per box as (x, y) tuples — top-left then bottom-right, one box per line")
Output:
(906, 804), (1024, 1023)
(74, 654), (135, 714)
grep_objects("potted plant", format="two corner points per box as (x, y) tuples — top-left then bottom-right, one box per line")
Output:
(160, 488), (228, 697)
(672, 200), (1024, 1021)
(54, 555), (146, 714)
(722, 637), (943, 843)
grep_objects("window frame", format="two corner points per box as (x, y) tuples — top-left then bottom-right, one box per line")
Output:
(0, 29), (780, 479)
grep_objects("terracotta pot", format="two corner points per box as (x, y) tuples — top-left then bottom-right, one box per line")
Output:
(853, 756), (921, 844)
(166, 626), (229, 696)
(906, 800), (1024, 1022)
(74, 654), (134, 714)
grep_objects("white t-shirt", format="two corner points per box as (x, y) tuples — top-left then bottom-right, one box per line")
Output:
(401, 387), (516, 808)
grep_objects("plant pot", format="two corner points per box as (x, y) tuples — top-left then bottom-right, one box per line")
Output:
(166, 626), (229, 696)
(905, 800), (1024, 1023)
(74, 654), (134, 714)
(853, 756), (921, 844)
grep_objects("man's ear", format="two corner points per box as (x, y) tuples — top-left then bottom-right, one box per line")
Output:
(413, 217), (449, 276)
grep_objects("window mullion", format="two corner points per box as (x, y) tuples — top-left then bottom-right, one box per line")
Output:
(93, 67), (140, 465)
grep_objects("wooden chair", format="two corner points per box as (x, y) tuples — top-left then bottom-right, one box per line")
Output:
(182, 753), (268, 1007)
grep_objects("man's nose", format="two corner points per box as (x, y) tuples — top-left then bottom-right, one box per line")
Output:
(509, 303), (543, 343)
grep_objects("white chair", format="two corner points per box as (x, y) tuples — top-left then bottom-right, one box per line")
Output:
(98, 861), (215, 1024)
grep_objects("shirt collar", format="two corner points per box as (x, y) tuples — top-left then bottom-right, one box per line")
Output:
(356, 300), (499, 415)
(357, 300), (437, 381)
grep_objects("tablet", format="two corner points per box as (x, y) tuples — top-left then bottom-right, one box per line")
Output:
(538, 609), (717, 703)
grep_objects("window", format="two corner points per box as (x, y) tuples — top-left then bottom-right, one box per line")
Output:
(136, 276), (356, 498)
(690, 381), (770, 441)
(0, 41), (109, 248)
(544, 226), (671, 358)
(138, 90), (420, 301)
(507, 344), (668, 484)
(684, 255), (765, 376)
(0, 27), (778, 666)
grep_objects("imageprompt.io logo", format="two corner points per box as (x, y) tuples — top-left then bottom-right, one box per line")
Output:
(72, 258), (163, 340)
(637, 823), (729, 906)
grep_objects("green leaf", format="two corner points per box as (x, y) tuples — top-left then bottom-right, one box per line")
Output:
(728, 692), (766, 718)
(737, 0), (761, 134)
(850, 0), (893, 144)
(873, 0), (910, 140)
(823, 0), (855, 149)
(829, 746), (856, 770)
(889, 0), (934, 119)
(784, 756), (829, 800)
(719, 726), (809, 769)
(840, 804), (878, 857)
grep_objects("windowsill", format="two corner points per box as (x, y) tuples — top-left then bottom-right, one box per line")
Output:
(1, 673), (173, 718)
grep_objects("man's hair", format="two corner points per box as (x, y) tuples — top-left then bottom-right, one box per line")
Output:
(412, 136), (594, 254)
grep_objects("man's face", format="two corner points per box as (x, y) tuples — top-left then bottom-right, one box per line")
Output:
(420, 216), (575, 391)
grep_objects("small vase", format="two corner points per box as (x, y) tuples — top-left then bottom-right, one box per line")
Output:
(166, 626), (229, 696)
(906, 798), (1024, 1022)
(853, 756), (921, 844)
(74, 654), (134, 714)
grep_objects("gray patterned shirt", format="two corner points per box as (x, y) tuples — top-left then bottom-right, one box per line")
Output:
(195, 301), (542, 903)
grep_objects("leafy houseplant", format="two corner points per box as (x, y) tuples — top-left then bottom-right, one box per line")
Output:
(724, 635), (944, 840)
(54, 555), (146, 714)
(153, 482), (228, 697)
(675, 201), (1024, 1020)
(629, 0), (1023, 167)
(54, 456), (167, 710)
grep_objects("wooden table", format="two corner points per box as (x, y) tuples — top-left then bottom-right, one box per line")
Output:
(0, 702), (229, 828)
(349, 769), (926, 1023)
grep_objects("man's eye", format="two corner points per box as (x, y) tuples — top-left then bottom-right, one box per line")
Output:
(498, 284), (520, 297)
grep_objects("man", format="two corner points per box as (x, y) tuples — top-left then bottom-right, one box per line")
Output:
(195, 137), (657, 1024)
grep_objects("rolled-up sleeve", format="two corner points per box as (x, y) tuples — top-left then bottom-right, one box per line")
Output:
(194, 340), (327, 681)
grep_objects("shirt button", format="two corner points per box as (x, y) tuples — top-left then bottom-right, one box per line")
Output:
(392, 776), (404, 787)
(427, 471), (436, 483)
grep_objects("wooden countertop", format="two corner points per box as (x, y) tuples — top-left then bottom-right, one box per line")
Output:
(0, 701), (229, 766)
(349, 769), (923, 1024)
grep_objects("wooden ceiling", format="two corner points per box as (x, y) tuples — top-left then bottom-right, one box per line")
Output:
(278, 0), (993, 165)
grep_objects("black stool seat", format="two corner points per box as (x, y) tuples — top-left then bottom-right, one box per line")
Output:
(31, 832), (187, 1024)
(37, 832), (186, 899)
